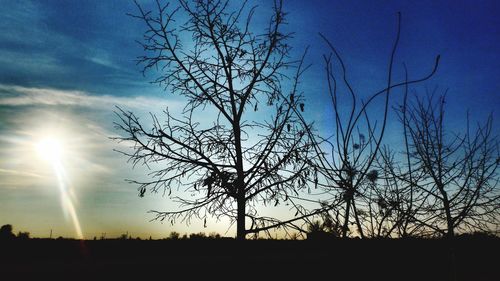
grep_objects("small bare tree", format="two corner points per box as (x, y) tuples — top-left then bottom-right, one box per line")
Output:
(371, 144), (432, 237)
(311, 13), (440, 238)
(397, 91), (499, 237)
(115, 0), (322, 240)
(366, 74), (433, 238)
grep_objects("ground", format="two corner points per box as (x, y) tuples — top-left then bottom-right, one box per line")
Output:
(1, 236), (498, 280)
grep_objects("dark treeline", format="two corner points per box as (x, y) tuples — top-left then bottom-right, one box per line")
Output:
(2, 223), (498, 241)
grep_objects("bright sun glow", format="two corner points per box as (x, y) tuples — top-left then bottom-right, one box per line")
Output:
(37, 137), (63, 162)
(36, 136), (83, 239)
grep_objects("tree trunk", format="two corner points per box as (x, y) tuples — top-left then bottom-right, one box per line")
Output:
(233, 114), (246, 240)
(443, 197), (454, 238)
(236, 196), (246, 240)
(352, 200), (365, 238)
(438, 184), (454, 238)
(341, 196), (352, 237)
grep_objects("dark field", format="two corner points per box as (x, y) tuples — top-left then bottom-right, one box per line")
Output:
(1, 237), (498, 280)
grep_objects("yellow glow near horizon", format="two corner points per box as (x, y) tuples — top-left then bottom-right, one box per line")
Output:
(36, 136), (84, 240)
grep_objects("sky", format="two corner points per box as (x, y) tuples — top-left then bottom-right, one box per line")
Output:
(0, 0), (498, 239)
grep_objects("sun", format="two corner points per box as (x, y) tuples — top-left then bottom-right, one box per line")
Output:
(35, 135), (84, 239)
(36, 137), (63, 163)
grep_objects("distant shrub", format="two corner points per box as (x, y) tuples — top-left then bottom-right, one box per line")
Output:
(307, 220), (339, 240)
(168, 231), (180, 240)
(17, 231), (30, 240)
(458, 231), (498, 239)
(189, 232), (207, 239)
(208, 232), (221, 239)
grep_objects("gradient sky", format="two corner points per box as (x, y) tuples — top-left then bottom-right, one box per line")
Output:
(0, 0), (498, 239)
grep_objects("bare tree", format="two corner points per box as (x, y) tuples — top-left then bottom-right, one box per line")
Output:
(114, 0), (321, 240)
(397, 91), (499, 237)
(370, 144), (431, 238)
(311, 13), (440, 238)
(364, 72), (433, 238)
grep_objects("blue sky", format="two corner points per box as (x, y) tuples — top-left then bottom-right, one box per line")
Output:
(0, 0), (498, 239)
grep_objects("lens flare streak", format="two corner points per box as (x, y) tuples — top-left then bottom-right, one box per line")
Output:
(52, 160), (83, 239)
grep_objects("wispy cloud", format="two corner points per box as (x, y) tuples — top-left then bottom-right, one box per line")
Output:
(0, 168), (45, 179)
(84, 48), (128, 72)
(0, 84), (179, 110)
(0, 1), (136, 91)
(0, 1), (44, 44)
(0, 50), (66, 75)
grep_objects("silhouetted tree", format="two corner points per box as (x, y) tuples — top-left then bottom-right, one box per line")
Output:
(309, 13), (440, 238)
(371, 145), (429, 237)
(363, 78), (430, 238)
(396, 92), (499, 237)
(371, 84), (440, 238)
(115, 0), (322, 240)
(0, 224), (15, 240)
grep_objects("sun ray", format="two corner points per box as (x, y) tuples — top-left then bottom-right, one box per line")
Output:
(37, 137), (84, 239)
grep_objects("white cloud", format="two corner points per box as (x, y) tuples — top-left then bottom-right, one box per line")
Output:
(0, 84), (179, 110)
